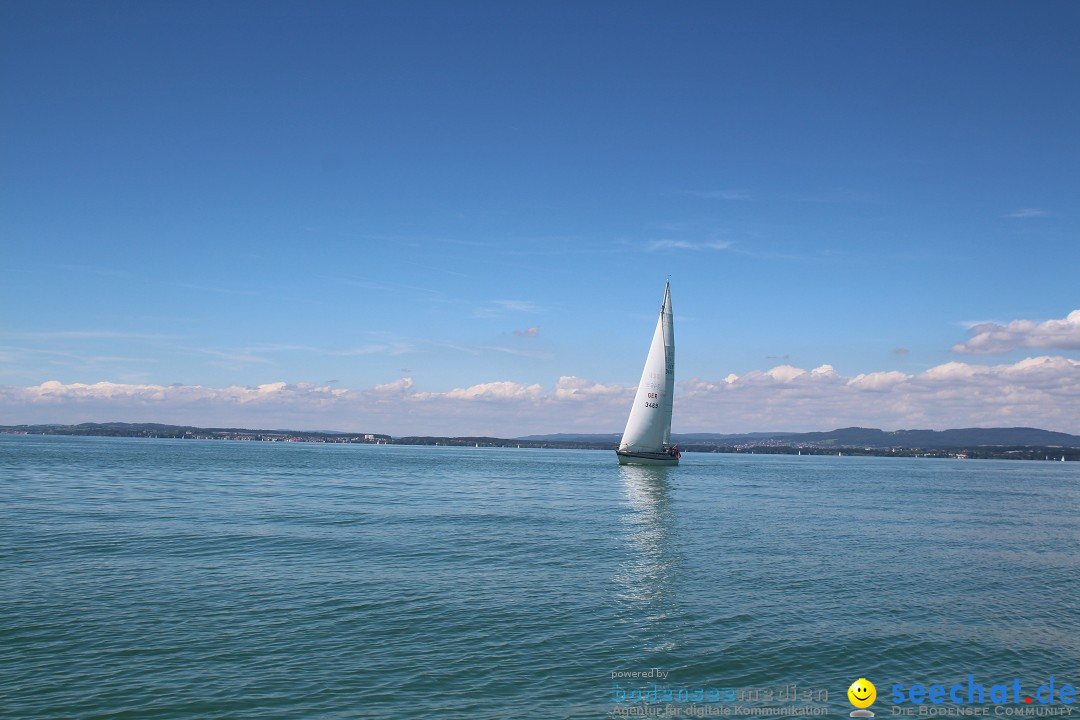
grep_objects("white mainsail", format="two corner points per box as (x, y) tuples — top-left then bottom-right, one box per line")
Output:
(618, 282), (675, 454)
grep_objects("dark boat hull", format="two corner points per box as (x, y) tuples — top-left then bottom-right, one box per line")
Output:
(615, 450), (680, 466)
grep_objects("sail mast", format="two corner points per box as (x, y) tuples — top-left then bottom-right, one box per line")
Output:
(660, 281), (674, 446)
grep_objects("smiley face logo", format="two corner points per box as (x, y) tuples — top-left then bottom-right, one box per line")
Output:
(848, 678), (876, 709)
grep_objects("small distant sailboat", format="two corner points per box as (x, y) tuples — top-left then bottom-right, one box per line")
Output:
(616, 281), (679, 466)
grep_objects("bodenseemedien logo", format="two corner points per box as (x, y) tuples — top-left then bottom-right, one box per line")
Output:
(849, 678), (877, 717)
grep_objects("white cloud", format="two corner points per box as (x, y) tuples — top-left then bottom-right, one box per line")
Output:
(513, 326), (539, 338)
(441, 381), (543, 401)
(10, 380), (347, 407)
(1006, 208), (1049, 218)
(679, 356), (1080, 433)
(3, 356), (1079, 435)
(952, 310), (1080, 354)
(766, 365), (806, 383)
(554, 376), (629, 400)
(372, 377), (414, 395)
(848, 370), (908, 390)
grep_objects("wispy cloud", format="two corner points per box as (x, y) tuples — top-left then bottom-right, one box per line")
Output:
(513, 326), (539, 338)
(793, 188), (875, 204)
(1, 330), (180, 341)
(244, 343), (321, 354)
(482, 346), (552, 359)
(192, 348), (274, 366)
(165, 281), (260, 297)
(952, 310), (1080, 354)
(1006, 208), (1049, 218)
(494, 300), (537, 312)
(334, 276), (455, 302)
(423, 340), (481, 356)
(473, 299), (540, 318)
(682, 189), (752, 201)
(333, 343), (415, 356)
(646, 240), (732, 252)
(59, 264), (134, 279)
(59, 265), (258, 297)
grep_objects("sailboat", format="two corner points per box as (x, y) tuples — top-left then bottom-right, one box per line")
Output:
(616, 281), (680, 466)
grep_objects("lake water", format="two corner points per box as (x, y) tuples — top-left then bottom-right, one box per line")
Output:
(2, 435), (1078, 719)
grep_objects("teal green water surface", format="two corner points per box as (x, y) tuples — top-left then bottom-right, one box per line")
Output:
(2, 435), (1078, 719)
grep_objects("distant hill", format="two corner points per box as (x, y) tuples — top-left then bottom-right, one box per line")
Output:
(0, 422), (390, 442)
(516, 433), (622, 442)
(5, 423), (1079, 453)
(520, 426), (1080, 449)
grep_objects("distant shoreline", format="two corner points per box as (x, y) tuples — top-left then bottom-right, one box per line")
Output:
(2, 422), (1077, 461)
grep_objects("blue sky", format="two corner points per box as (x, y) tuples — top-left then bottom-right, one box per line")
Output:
(2, 1), (1079, 435)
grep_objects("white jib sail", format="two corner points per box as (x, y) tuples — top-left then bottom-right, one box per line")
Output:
(618, 282), (674, 453)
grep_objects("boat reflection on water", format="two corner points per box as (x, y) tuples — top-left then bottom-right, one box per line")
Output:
(613, 465), (686, 654)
